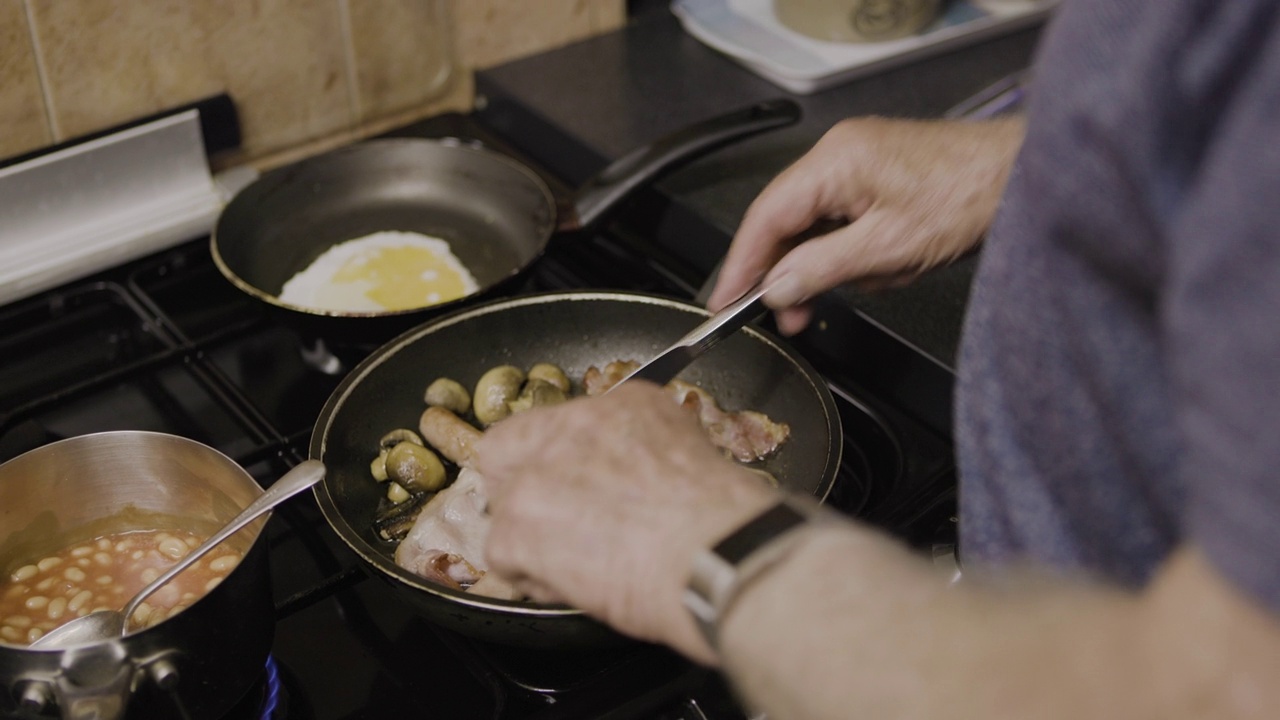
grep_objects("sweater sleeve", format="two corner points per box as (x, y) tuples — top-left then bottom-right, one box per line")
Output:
(1166, 5), (1280, 613)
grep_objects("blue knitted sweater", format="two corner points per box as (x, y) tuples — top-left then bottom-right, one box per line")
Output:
(955, 0), (1280, 613)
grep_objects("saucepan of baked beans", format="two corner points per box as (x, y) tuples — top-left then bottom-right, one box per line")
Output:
(0, 432), (277, 720)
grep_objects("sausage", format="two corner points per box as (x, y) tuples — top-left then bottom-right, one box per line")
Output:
(418, 406), (483, 468)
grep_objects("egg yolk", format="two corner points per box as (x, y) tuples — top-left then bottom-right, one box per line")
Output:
(277, 231), (480, 313)
(332, 245), (472, 311)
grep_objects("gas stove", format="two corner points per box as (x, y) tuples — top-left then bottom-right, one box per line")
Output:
(0, 112), (956, 719)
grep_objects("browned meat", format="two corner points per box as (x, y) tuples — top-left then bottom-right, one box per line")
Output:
(418, 406), (483, 468)
(395, 468), (490, 585)
(582, 361), (791, 461)
(404, 551), (484, 590)
(582, 359), (640, 395)
(667, 380), (790, 462)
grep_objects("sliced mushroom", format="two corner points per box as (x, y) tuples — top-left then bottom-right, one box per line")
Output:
(507, 378), (567, 415)
(473, 365), (525, 426)
(387, 481), (412, 504)
(379, 428), (423, 451)
(744, 467), (780, 489)
(385, 442), (448, 493)
(370, 451), (390, 482)
(424, 377), (471, 416)
(527, 363), (571, 393)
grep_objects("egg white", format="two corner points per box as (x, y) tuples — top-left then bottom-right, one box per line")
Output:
(279, 231), (479, 312)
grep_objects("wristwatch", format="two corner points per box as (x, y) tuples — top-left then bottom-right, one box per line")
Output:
(683, 495), (826, 649)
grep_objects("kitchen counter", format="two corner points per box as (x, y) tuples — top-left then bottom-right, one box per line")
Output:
(474, 6), (1043, 434)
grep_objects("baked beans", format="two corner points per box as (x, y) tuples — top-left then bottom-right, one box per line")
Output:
(0, 529), (242, 646)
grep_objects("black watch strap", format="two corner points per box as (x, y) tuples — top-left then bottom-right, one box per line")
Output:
(683, 497), (822, 649)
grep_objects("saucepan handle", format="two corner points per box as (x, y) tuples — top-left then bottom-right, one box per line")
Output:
(567, 99), (802, 231)
(44, 642), (135, 720)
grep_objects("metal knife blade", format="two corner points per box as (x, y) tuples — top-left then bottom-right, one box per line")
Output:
(612, 280), (773, 389)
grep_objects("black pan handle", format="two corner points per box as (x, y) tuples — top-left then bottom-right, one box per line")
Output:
(566, 99), (802, 232)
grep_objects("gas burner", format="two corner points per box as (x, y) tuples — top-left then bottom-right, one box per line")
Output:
(216, 656), (286, 720)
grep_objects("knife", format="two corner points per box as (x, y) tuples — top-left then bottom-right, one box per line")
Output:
(612, 280), (774, 389)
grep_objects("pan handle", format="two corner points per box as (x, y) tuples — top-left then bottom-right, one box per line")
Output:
(566, 99), (802, 232)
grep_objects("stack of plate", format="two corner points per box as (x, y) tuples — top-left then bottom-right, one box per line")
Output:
(671, 0), (1056, 94)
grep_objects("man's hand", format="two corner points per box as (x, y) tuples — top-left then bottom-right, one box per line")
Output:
(474, 382), (778, 665)
(710, 116), (1026, 335)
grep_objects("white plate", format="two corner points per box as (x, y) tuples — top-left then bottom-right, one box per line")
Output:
(671, 0), (1057, 94)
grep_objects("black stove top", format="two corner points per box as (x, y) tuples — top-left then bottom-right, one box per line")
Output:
(0, 113), (956, 719)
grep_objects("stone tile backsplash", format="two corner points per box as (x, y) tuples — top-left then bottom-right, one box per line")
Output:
(1, 0), (624, 167)
(0, 0), (52, 157)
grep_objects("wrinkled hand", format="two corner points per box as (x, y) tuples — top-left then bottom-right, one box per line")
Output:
(709, 116), (1026, 335)
(474, 382), (777, 665)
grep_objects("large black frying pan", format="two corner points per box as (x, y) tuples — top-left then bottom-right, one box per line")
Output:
(309, 291), (842, 650)
(212, 100), (800, 346)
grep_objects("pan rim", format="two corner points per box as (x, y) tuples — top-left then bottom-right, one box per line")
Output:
(309, 289), (843, 617)
(209, 137), (557, 320)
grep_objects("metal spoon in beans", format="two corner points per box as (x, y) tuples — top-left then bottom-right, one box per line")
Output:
(31, 460), (325, 649)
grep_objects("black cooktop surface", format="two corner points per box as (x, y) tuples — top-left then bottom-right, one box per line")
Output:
(0, 113), (955, 719)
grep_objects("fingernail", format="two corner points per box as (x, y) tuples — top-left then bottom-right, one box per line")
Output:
(765, 273), (808, 308)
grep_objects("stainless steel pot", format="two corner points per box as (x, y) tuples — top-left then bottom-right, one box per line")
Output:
(0, 432), (275, 720)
